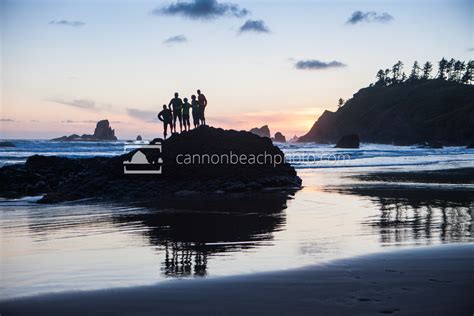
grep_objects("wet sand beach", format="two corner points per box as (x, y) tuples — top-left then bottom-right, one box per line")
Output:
(1, 243), (473, 315)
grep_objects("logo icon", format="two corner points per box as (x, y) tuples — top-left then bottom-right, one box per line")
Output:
(123, 143), (163, 174)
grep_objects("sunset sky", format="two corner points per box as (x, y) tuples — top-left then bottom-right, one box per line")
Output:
(1, 0), (473, 139)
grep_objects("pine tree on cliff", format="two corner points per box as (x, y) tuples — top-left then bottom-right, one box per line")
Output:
(453, 60), (466, 82)
(438, 58), (448, 79)
(461, 60), (473, 84)
(337, 98), (345, 108)
(391, 61), (404, 83)
(375, 69), (386, 86)
(446, 58), (457, 81)
(384, 69), (391, 85)
(422, 61), (433, 79)
(409, 61), (421, 80)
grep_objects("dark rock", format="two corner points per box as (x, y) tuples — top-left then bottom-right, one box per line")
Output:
(1, 126), (301, 203)
(93, 120), (116, 140)
(298, 80), (474, 145)
(289, 135), (299, 142)
(136, 135), (143, 141)
(52, 120), (117, 141)
(335, 134), (360, 148)
(274, 132), (286, 143)
(249, 125), (271, 138)
(0, 141), (15, 147)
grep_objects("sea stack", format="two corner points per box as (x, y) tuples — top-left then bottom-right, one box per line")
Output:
(249, 125), (271, 138)
(274, 132), (286, 143)
(335, 134), (360, 148)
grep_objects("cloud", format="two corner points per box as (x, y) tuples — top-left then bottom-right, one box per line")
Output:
(239, 20), (270, 34)
(295, 60), (347, 70)
(163, 35), (188, 44)
(346, 11), (394, 24)
(468, 48), (474, 52)
(50, 99), (96, 109)
(127, 108), (157, 122)
(60, 119), (125, 124)
(61, 120), (97, 123)
(49, 20), (85, 27)
(152, 0), (249, 20)
(0, 118), (15, 122)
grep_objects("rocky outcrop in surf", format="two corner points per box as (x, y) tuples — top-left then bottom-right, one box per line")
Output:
(1, 126), (301, 203)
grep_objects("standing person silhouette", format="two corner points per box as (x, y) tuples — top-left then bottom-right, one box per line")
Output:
(168, 92), (183, 133)
(182, 97), (191, 131)
(157, 105), (172, 139)
(191, 95), (200, 129)
(197, 89), (207, 126)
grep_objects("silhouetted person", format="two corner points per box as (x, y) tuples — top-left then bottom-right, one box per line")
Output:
(197, 89), (207, 125)
(169, 92), (183, 133)
(191, 95), (200, 128)
(182, 97), (191, 131)
(157, 104), (172, 139)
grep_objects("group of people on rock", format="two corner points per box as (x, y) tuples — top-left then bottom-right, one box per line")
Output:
(157, 90), (207, 139)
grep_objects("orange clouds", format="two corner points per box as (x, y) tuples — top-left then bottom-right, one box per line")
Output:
(208, 107), (323, 138)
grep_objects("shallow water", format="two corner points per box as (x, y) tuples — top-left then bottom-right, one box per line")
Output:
(1, 142), (473, 299)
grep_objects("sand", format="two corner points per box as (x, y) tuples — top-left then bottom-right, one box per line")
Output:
(1, 243), (473, 315)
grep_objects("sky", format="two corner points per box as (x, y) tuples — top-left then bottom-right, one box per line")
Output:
(1, 0), (473, 139)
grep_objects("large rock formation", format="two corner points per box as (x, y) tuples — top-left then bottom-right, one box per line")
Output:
(299, 80), (474, 145)
(1, 126), (301, 203)
(52, 119), (117, 141)
(249, 125), (271, 138)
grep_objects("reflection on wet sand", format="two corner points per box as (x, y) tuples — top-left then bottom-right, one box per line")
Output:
(113, 191), (294, 277)
(335, 185), (473, 246)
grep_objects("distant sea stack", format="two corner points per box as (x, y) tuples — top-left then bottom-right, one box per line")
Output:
(299, 80), (474, 145)
(249, 125), (271, 138)
(289, 135), (299, 142)
(52, 119), (117, 141)
(273, 132), (286, 143)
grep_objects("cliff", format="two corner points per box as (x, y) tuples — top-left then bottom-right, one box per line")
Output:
(299, 80), (474, 145)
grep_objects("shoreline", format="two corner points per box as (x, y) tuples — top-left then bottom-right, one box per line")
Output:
(2, 243), (473, 315)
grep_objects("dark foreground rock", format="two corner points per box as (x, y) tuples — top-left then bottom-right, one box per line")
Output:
(52, 119), (117, 141)
(335, 134), (360, 148)
(0, 126), (301, 203)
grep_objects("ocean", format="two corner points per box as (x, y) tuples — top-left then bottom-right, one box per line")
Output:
(1, 139), (473, 169)
(1, 140), (473, 299)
